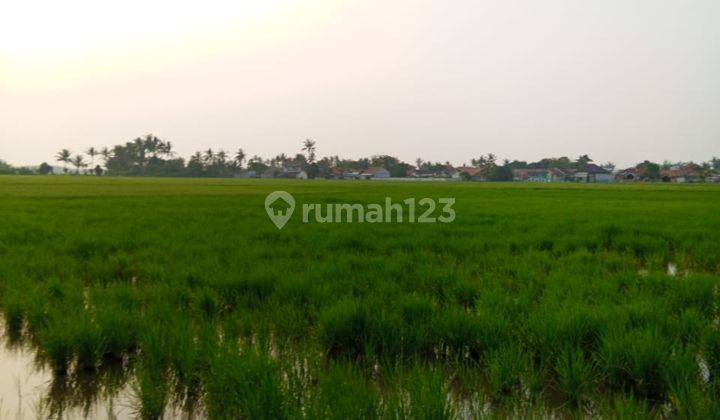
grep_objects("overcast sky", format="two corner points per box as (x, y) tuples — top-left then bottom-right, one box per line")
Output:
(1, 0), (718, 167)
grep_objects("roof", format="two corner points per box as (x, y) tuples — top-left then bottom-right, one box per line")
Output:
(512, 168), (551, 175)
(456, 167), (482, 176)
(581, 163), (610, 174)
(662, 164), (704, 178)
(363, 167), (389, 174)
(282, 170), (306, 179)
(263, 167), (283, 175)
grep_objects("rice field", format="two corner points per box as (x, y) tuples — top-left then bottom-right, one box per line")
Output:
(1, 176), (719, 419)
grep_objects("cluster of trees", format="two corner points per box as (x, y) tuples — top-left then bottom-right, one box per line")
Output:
(0, 160), (44, 175)
(2, 134), (719, 179)
(47, 136), (416, 179)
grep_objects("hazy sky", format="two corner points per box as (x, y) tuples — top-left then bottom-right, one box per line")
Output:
(1, 0), (718, 167)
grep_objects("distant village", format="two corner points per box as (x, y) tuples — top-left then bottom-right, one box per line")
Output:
(2, 135), (719, 183)
(240, 159), (720, 184)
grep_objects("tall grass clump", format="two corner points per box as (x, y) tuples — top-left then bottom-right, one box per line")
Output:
(303, 362), (382, 419)
(205, 346), (286, 419)
(554, 347), (592, 407)
(486, 345), (532, 401)
(598, 327), (672, 399)
(394, 366), (454, 420)
(318, 298), (401, 361)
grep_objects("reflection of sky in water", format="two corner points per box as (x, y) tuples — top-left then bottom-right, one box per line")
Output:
(0, 343), (135, 419)
(0, 322), (202, 419)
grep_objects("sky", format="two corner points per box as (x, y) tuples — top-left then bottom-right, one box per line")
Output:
(1, 0), (719, 168)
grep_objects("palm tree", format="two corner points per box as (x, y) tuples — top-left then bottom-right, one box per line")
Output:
(144, 134), (161, 158)
(86, 147), (97, 168)
(160, 141), (173, 157)
(55, 149), (71, 173)
(100, 147), (112, 166)
(203, 149), (215, 165)
(234, 148), (246, 169)
(216, 150), (227, 164)
(71, 154), (86, 174)
(302, 139), (316, 163)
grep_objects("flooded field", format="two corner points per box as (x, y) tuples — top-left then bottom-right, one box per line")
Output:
(0, 320), (203, 419)
(1, 177), (719, 418)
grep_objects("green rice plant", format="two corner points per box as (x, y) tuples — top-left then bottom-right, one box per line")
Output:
(134, 362), (169, 420)
(95, 306), (138, 359)
(399, 294), (438, 359)
(668, 274), (717, 318)
(217, 272), (277, 310)
(703, 328), (720, 386)
(37, 322), (74, 374)
(451, 278), (481, 309)
(554, 347), (592, 407)
(193, 287), (222, 319)
(525, 304), (607, 368)
(486, 345), (530, 401)
(435, 307), (509, 362)
(132, 315), (175, 419)
(205, 346), (286, 420)
(393, 365), (454, 420)
(604, 395), (654, 419)
(667, 308), (705, 347)
(598, 327), (672, 399)
(72, 316), (105, 370)
(307, 362), (382, 420)
(318, 298), (402, 361)
(1, 289), (25, 337)
(664, 347), (712, 418)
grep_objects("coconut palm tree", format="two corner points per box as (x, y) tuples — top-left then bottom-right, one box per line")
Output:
(203, 149), (215, 165)
(71, 154), (86, 174)
(235, 148), (246, 169)
(86, 147), (97, 169)
(302, 139), (316, 163)
(216, 150), (227, 165)
(100, 147), (112, 166)
(55, 149), (71, 173)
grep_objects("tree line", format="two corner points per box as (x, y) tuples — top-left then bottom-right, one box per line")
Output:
(1, 134), (719, 179)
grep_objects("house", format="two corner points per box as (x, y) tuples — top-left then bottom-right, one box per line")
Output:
(331, 167), (363, 180)
(282, 159), (305, 172)
(454, 167), (484, 181)
(361, 167), (390, 179)
(513, 168), (572, 182)
(234, 170), (258, 178)
(616, 166), (645, 181)
(661, 164), (705, 183)
(573, 164), (612, 183)
(282, 169), (308, 179)
(330, 167), (347, 179)
(412, 170), (437, 178)
(261, 168), (283, 178)
(512, 169), (552, 182)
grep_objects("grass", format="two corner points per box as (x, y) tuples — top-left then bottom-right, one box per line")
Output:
(0, 175), (719, 418)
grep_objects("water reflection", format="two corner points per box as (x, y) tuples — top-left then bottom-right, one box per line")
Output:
(0, 319), (204, 419)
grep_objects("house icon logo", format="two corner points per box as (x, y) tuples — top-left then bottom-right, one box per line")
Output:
(265, 191), (295, 229)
